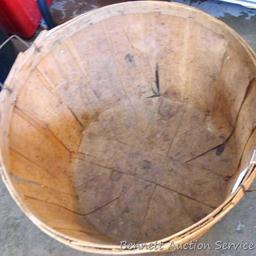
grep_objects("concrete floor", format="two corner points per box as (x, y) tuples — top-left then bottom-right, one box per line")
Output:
(1, 0), (256, 255)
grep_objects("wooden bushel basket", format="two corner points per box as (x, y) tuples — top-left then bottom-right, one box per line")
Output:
(0, 1), (256, 254)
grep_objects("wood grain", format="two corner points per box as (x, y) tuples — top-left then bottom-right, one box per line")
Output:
(0, 1), (256, 254)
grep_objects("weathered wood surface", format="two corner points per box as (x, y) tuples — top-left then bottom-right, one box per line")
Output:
(0, 1), (256, 254)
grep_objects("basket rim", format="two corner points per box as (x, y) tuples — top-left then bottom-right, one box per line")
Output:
(1, 1), (256, 254)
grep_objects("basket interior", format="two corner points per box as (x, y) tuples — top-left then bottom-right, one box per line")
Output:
(3, 3), (256, 245)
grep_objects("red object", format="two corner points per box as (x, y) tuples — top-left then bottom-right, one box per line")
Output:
(0, 0), (52, 38)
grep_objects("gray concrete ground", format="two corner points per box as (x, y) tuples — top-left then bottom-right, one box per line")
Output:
(1, 0), (256, 255)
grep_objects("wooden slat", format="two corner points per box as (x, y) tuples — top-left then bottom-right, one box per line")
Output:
(16, 71), (83, 152)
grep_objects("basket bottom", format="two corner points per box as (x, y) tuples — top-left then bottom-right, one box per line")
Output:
(71, 98), (230, 243)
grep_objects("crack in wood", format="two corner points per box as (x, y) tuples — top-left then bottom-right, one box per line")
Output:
(74, 157), (216, 209)
(25, 194), (120, 217)
(157, 183), (216, 209)
(14, 106), (75, 155)
(82, 196), (120, 216)
(101, 22), (138, 116)
(25, 195), (88, 216)
(37, 68), (85, 129)
(76, 176), (98, 191)
(147, 64), (161, 98)
(11, 174), (74, 197)
(9, 147), (61, 179)
(231, 125), (256, 179)
(137, 184), (157, 238)
(166, 109), (187, 156)
(185, 77), (256, 164)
